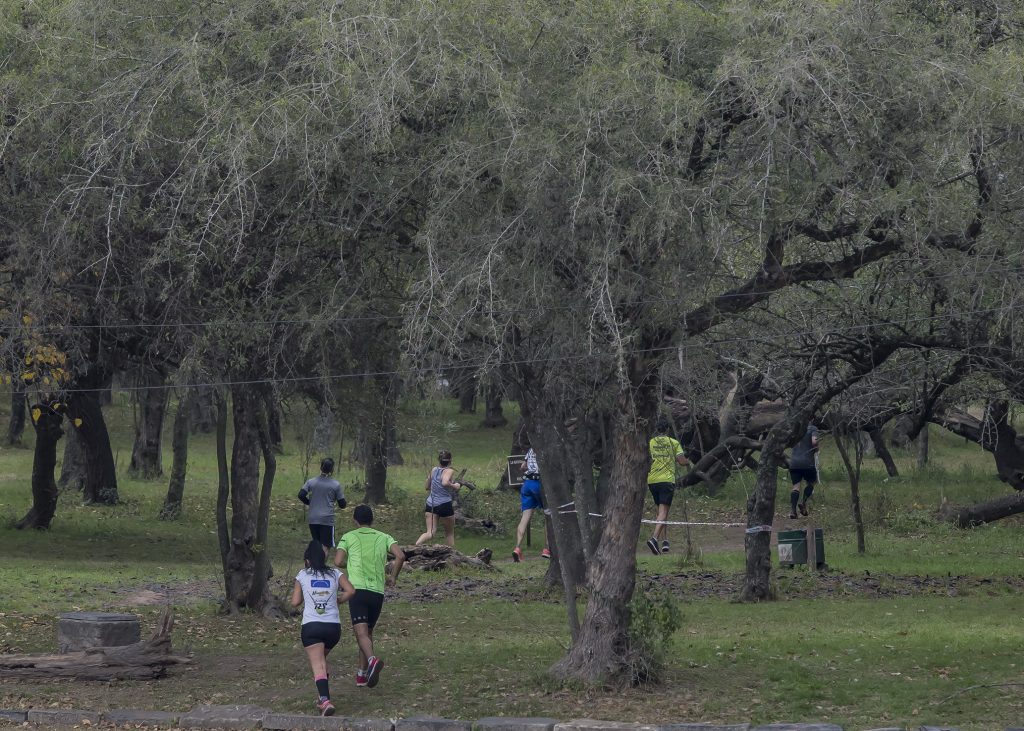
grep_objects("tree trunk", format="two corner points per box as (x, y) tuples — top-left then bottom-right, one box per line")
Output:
(363, 429), (388, 504)
(57, 424), (87, 492)
(835, 431), (866, 554)
(942, 491), (1024, 527)
(222, 385), (275, 613)
(249, 393), (279, 614)
(738, 435), (785, 602)
(160, 394), (190, 519)
(551, 381), (658, 685)
(866, 427), (899, 478)
(457, 371), (477, 413)
(68, 386), (118, 505)
(916, 423), (929, 469)
(189, 386), (216, 434)
(7, 385), (26, 445)
(931, 402), (1024, 489)
(481, 382), (507, 428)
(265, 391), (284, 454)
(386, 413), (403, 465)
(16, 404), (64, 530)
(128, 370), (168, 479)
(215, 391), (230, 576)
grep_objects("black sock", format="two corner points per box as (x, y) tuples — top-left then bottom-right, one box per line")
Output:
(315, 677), (329, 699)
(790, 490), (799, 512)
(803, 485), (814, 504)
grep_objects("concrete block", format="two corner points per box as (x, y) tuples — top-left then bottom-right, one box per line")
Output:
(397, 716), (473, 731)
(26, 708), (102, 726)
(263, 714), (393, 731)
(555, 721), (661, 731)
(752, 726), (843, 731)
(178, 704), (269, 729)
(920, 727), (959, 731)
(0, 710), (27, 723)
(662, 725), (751, 731)
(475, 718), (560, 731)
(57, 611), (140, 653)
(103, 709), (180, 726)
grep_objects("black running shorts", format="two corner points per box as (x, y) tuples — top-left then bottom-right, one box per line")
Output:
(309, 524), (335, 549)
(348, 589), (385, 629)
(789, 467), (817, 486)
(424, 501), (455, 518)
(301, 621), (341, 650)
(648, 482), (675, 506)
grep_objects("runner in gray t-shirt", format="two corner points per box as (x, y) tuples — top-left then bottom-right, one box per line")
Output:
(788, 424), (820, 519)
(299, 458), (347, 549)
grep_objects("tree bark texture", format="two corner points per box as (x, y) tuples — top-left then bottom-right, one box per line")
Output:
(189, 386), (216, 434)
(916, 423), (929, 469)
(457, 370), (477, 413)
(943, 491), (1024, 527)
(16, 404), (64, 530)
(7, 385), (26, 445)
(160, 394), (190, 519)
(215, 392), (231, 576)
(551, 381), (658, 685)
(481, 382), (507, 427)
(221, 386), (276, 615)
(128, 370), (168, 479)
(68, 388), (118, 505)
(866, 427), (899, 477)
(835, 431), (866, 554)
(266, 391), (284, 455)
(57, 425), (87, 492)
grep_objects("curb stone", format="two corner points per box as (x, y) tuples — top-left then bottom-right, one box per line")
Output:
(396, 717), (473, 731)
(475, 718), (560, 731)
(0, 711), (27, 723)
(752, 726), (844, 731)
(178, 704), (269, 730)
(263, 714), (394, 731)
(103, 709), (181, 726)
(26, 708), (103, 726)
(920, 727), (960, 731)
(662, 725), (751, 731)
(555, 721), (661, 731)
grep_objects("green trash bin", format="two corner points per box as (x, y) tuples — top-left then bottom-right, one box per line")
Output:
(777, 528), (825, 569)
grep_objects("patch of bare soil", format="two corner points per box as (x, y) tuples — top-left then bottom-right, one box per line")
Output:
(109, 580), (222, 608)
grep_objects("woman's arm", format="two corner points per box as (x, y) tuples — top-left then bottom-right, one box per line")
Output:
(337, 573), (356, 604)
(440, 468), (461, 490)
(290, 580), (303, 608)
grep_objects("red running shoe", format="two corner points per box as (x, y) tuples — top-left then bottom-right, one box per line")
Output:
(541, 548), (551, 559)
(512, 546), (522, 563)
(317, 699), (335, 717)
(365, 656), (383, 688)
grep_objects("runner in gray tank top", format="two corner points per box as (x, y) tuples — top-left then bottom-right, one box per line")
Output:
(415, 450), (463, 547)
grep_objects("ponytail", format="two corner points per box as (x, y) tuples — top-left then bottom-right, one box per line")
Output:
(304, 540), (329, 577)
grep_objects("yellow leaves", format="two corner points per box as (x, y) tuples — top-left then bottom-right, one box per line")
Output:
(21, 315), (32, 326)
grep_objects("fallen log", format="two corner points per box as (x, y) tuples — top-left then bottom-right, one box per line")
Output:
(0, 609), (190, 680)
(939, 492), (1024, 528)
(398, 545), (497, 571)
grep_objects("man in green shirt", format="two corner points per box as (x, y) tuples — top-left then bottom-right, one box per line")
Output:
(646, 419), (688, 555)
(334, 504), (405, 688)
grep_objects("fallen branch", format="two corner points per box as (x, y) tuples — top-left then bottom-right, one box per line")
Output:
(397, 545), (497, 571)
(0, 609), (190, 680)
(938, 681), (1024, 705)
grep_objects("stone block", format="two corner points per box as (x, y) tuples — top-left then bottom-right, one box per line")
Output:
(752, 726), (843, 731)
(475, 718), (560, 731)
(555, 721), (661, 731)
(396, 716), (473, 731)
(662, 725), (751, 731)
(26, 708), (102, 726)
(263, 714), (393, 731)
(920, 727), (959, 731)
(0, 710), (27, 723)
(57, 611), (140, 653)
(103, 709), (180, 726)
(178, 704), (269, 729)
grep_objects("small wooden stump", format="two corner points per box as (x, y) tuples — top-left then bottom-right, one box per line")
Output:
(58, 612), (140, 653)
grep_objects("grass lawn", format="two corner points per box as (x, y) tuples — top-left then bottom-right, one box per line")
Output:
(0, 391), (1022, 729)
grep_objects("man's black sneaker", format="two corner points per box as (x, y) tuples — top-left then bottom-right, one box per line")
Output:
(798, 503), (809, 517)
(661, 541), (670, 554)
(646, 538), (659, 555)
(789, 511), (798, 519)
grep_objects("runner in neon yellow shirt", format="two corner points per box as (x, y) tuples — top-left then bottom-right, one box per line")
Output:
(645, 419), (688, 555)
(334, 504), (405, 689)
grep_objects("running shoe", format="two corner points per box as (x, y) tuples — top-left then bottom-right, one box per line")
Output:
(798, 502), (809, 517)
(512, 546), (522, 563)
(356, 672), (368, 688)
(317, 699), (335, 717)
(540, 548), (551, 559)
(646, 537), (659, 555)
(365, 656), (383, 688)
(661, 541), (670, 554)
(789, 511), (798, 519)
